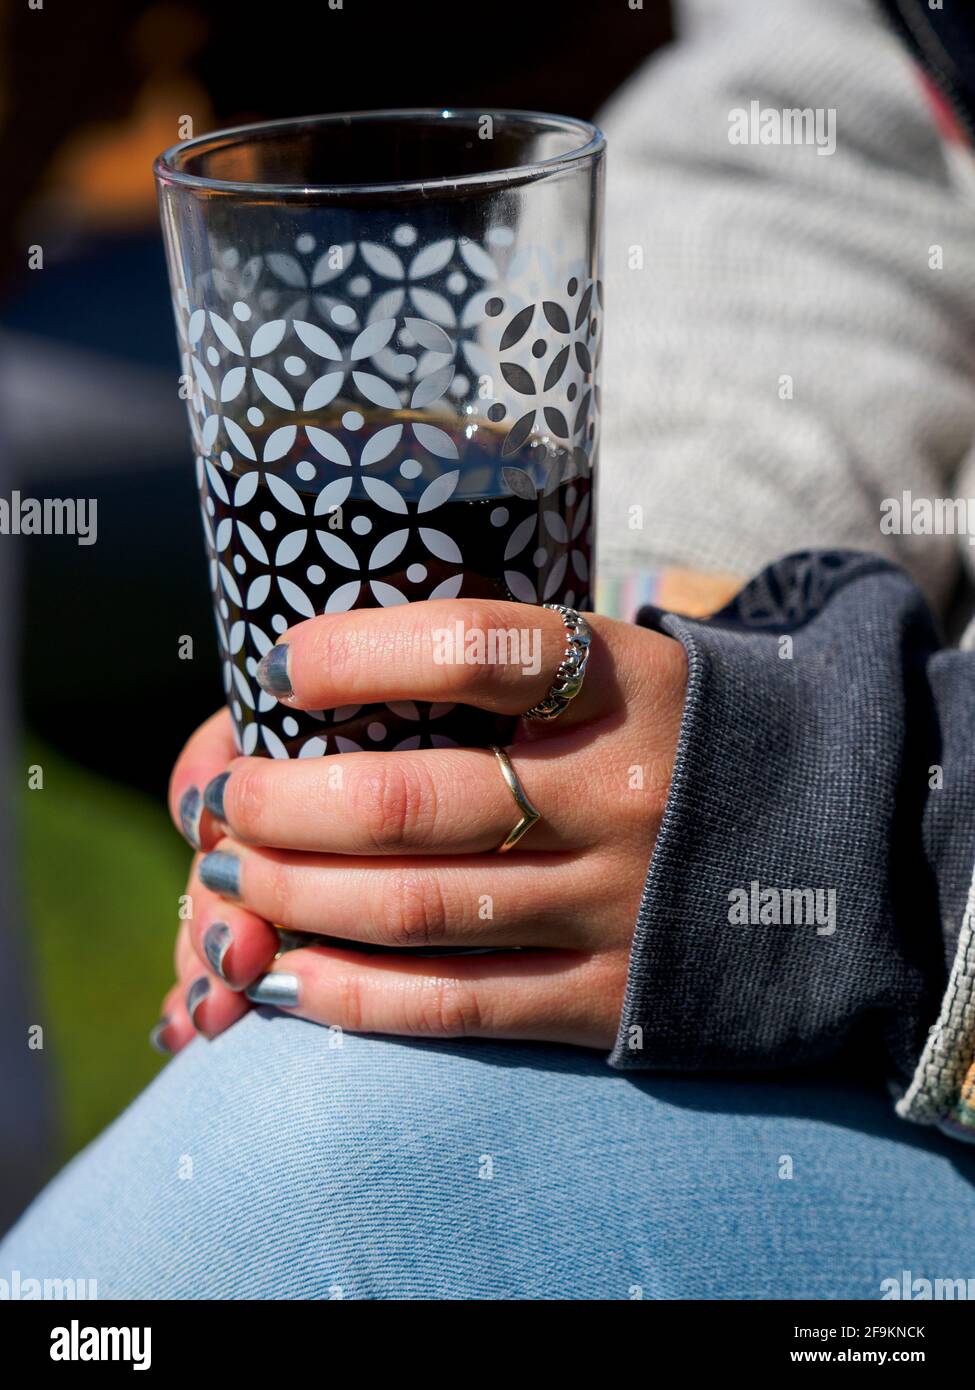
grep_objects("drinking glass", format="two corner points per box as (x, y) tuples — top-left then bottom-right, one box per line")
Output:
(155, 109), (604, 763)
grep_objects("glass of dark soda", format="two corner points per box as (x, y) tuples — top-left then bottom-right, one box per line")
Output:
(155, 109), (603, 766)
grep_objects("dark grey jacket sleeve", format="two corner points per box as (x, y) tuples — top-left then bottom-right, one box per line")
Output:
(609, 551), (975, 1139)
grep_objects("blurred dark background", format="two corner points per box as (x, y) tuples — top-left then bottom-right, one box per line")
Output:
(0, 0), (673, 1226)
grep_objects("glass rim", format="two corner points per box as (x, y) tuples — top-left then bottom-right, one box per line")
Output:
(153, 107), (605, 199)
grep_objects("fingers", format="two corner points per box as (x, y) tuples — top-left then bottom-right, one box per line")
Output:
(177, 968), (250, 1045)
(156, 948), (250, 1055)
(153, 968), (250, 1055)
(154, 860), (280, 1055)
(253, 599), (620, 726)
(197, 837), (607, 950)
(152, 981), (196, 1056)
(169, 707), (238, 851)
(183, 860), (281, 990)
(206, 742), (602, 856)
(244, 943), (626, 1050)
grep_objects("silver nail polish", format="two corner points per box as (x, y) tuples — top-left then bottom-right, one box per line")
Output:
(199, 850), (241, 898)
(179, 786), (203, 850)
(204, 771), (230, 821)
(204, 921), (233, 981)
(246, 973), (300, 1009)
(149, 1019), (172, 1054)
(256, 643), (292, 697)
(186, 976), (210, 1027)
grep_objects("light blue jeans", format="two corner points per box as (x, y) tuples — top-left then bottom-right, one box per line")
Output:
(2, 1009), (974, 1299)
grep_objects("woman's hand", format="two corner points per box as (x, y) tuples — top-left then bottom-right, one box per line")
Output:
(155, 599), (687, 1055)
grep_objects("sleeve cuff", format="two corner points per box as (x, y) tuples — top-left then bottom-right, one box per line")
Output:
(607, 551), (945, 1080)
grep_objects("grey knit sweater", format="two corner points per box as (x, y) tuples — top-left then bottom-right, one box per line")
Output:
(598, 0), (975, 615)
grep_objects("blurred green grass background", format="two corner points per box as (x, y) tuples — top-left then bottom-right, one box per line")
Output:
(23, 736), (187, 1161)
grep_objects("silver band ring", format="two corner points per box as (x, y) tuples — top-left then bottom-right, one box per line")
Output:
(521, 603), (592, 722)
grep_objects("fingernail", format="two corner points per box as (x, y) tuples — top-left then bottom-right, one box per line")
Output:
(199, 850), (241, 898)
(203, 771), (231, 821)
(246, 973), (300, 1008)
(186, 976), (210, 1028)
(256, 644), (292, 697)
(203, 921), (233, 982)
(149, 1018), (172, 1054)
(179, 786), (203, 850)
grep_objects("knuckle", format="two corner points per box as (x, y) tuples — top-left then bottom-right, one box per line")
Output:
(264, 853), (295, 926)
(352, 760), (429, 852)
(412, 975), (483, 1038)
(334, 965), (366, 1033)
(380, 869), (451, 949)
(308, 620), (343, 674)
(226, 764), (266, 841)
(429, 602), (513, 696)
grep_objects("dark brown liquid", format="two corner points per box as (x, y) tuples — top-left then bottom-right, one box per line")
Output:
(200, 408), (595, 758)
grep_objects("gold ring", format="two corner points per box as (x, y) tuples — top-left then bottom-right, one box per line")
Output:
(491, 746), (541, 853)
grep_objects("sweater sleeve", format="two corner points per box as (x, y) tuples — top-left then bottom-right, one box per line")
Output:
(608, 549), (975, 1141)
